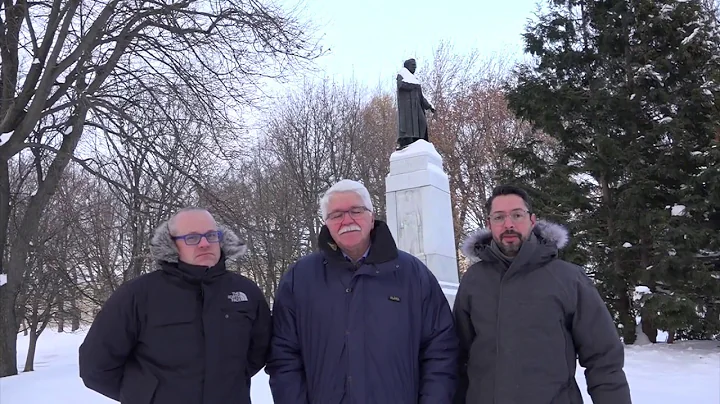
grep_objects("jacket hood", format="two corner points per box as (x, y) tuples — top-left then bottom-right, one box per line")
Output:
(460, 220), (569, 263)
(149, 221), (247, 264)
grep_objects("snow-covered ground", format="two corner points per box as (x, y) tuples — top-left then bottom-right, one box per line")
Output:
(1, 330), (719, 403)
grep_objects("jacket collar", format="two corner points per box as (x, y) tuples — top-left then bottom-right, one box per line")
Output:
(318, 220), (399, 265)
(461, 220), (570, 264)
(460, 220), (571, 276)
(159, 252), (228, 284)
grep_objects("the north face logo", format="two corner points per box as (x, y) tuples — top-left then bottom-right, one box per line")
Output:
(228, 291), (248, 303)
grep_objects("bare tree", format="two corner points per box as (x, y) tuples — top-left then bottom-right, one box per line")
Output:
(0, 0), (323, 376)
(355, 93), (397, 220)
(4, 153), (37, 342)
(208, 149), (307, 301)
(204, 80), (396, 301)
(5, 159), (78, 371)
(54, 225), (81, 333)
(90, 89), (216, 281)
(702, 0), (720, 22)
(262, 79), (368, 251)
(418, 43), (536, 270)
(21, 230), (66, 372)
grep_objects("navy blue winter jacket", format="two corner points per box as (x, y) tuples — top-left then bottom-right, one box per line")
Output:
(266, 220), (458, 404)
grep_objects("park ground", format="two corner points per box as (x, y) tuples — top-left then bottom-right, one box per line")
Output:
(1, 329), (719, 403)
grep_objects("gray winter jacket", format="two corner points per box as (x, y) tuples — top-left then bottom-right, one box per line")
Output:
(453, 221), (631, 404)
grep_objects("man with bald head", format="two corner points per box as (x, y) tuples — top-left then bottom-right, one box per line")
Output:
(79, 207), (271, 404)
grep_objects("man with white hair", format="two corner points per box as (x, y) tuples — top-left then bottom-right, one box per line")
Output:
(78, 207), (271, 404)
(266, 179), (458, 404)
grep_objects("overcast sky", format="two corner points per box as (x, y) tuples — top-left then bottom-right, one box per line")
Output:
(241, 0), (542, 132)
(279, 0), (540, 88)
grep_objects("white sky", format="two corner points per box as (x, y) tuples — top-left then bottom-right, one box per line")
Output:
(244, 0), (541, 129)
(296, 0), (536, 87)
(283, 0), (539, 87)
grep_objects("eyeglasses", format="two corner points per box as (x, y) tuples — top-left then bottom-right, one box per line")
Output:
(326, 206), (370, 221)
(488, 210), (530, 225)
(172, 230), (223, 246)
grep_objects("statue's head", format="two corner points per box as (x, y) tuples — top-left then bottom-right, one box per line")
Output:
(403, 58), (417, 74)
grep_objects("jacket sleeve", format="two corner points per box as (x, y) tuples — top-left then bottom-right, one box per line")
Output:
(265, 267), (309, 404)
(246, 286), (272, 378)
(572, 271), (632, 404)
(78, 281), (140, 401)
(452, 269), (475, 404)
(418, 264), (459, 404)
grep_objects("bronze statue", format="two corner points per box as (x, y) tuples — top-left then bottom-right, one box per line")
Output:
(396, 58), (435, 150)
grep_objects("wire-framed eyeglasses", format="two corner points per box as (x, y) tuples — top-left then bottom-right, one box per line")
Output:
(488, 210), (530, 225)
(172, 230), (223, 246)
(326, 206), (370, 221)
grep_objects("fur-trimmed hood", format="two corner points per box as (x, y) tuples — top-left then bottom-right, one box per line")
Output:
(460, 220), (569, 263)
(149, 221), (247, 264)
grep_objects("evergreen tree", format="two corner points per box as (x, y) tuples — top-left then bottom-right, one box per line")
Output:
(505, 0), (720, 342)
(495, 138), (594, 268)
(620, 0), (720, 341)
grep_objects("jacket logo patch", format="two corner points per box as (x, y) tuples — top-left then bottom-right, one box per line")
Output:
(228, 291), (248, 303)
(388, 296), (401, 302)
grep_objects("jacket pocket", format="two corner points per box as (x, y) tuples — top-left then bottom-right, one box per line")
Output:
(221, 306), (254, 358)
(120, 361), (159, 404)
(144, 311), (199, 368)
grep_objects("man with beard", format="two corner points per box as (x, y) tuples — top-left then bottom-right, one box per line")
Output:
(266, 179), (458, 404)
(453, 185), (631, 404)
(79, 208), (271, 404)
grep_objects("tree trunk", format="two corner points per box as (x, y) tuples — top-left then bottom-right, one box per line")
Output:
(640, 309), (658, 343)
(23, 321), (38, 372)
(71, 297), (80, 332)
(70, 265), (81, 331)
(0, 105), (88, 376)
(600, 174), (636, 344)
(57, 296), (65, 333)
(638, 236), (655, 343)
(0, 159), (19, 376)
(666, 329), (676, 344)
(0, 282), (19, 376)
(618, 291), (636, 344)
(129, 159), (146, 280)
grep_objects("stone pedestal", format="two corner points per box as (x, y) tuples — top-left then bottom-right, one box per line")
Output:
(385, 140), (460, 307)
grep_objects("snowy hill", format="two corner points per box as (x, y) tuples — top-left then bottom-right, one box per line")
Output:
(1, 330), (719, 403)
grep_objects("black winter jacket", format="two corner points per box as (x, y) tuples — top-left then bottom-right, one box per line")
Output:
(453, 221), (631, 404)
(79, 227), (271, 404)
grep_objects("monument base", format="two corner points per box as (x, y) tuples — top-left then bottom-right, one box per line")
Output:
(385, 140), (460, 307)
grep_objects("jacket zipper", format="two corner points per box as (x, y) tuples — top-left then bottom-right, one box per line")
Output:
(494, 265), (508, 404)
(200, 267), (209, 402)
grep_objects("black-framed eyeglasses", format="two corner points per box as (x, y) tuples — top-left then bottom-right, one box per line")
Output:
(172, 230), (223, 246)
(326, 206), (370, 221)
(488, 210), (530, 225)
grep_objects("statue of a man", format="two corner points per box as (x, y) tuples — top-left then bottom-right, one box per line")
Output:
(396, 58), (435, 150)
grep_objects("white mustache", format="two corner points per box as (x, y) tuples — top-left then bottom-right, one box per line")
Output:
(339, 224), (361, 234)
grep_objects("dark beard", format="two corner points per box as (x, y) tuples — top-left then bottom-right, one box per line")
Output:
(498, 241), (521, 256)
(496, 230), (524, 257)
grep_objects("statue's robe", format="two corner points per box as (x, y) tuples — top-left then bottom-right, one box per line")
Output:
(396, 68), (433, 142)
